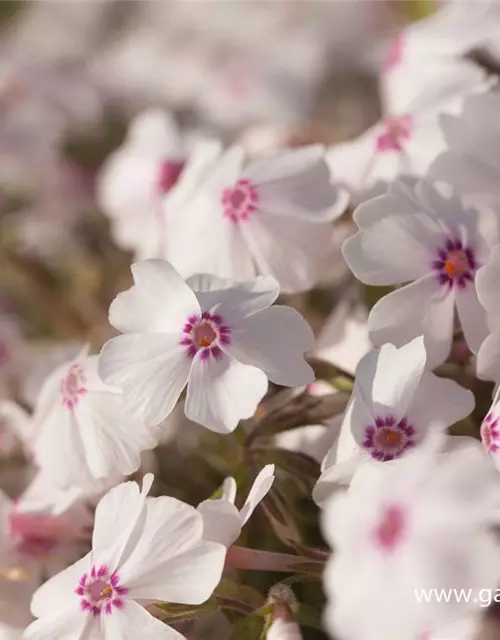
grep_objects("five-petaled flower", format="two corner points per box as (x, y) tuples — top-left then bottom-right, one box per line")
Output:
(24, 474), (226, 640)
(99, 260), (315, 433)
(342, 178), (495, 367)
(313, 337), (475, 506)
(161, 144), (348, 292)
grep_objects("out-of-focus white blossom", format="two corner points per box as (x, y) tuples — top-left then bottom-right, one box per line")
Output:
(322, 440), (500, 640)
(97, 109), (188, 261)
(30, 347), (160, 488)
(162, 144), (348, 292)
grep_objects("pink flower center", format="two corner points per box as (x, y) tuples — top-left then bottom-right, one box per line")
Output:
(363, 415), (416, 461)
(432, 238), (477, 289)
(180, 312), (231, 361)
(373, 504), (407, 553)
(157, 159), (185, 194)
(481, 411), (500, 454)
(61, 364), (87, 409)
(76, 564), (127, 616)
(221, 178), (259, 223)
(375, 115), (412, 153)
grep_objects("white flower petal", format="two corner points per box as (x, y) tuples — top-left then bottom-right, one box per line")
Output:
(242, 213), (334, 293)
(245, 145), (348, 222)
(25, 608), (91, 640)
(187, 274), (279, 324)
(99, 333), (191, 426)
(227, 306), (314, 387)
(477, 331), (500, 381)
(109, 260), (200, 334)
(127, 109), (181, 156)
(31, 402), (93, 488)
(313, 456), (364, 507)
(240, 464), (275, 525)
(166, 200), (256, 282)
(354, 338), (427, 420)
(197, 498), (242, 547)
(75, 392), (159, 479)
(407, 373), (475, 433)
(455, 285), (489, 354)
(368, 276), (455, 368)
(342, 212), (437, 286)
(30, 553), (91, 618)
(120, 497), (225, 604)
(185, 354), (268, 433)
(476, 245), (500, 316)
(102, 600), (184, 640)
(221, 477), (237, 504)
(92, 476), (153, 569)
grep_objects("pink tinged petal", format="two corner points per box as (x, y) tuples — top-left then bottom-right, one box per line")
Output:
(99, 333), (191, 427)
(240, 464), (275, 525)
(102, 600), (185, 640)
(476, 246), (500, 316)
(368, 275), (455, 368)
(244, 145), (348, 222)
(186, 274), (280, 325)
(354, 338), (426, 421)
(197, 499), (242, 547)
(74, 392), (159, 480)
(406, 373), (475, 435)
(92, 476), (153, 571)
(109, 260), (201, 334)
(342, 211), (439, 286)
(477, 331), (500, 381)
(241, 212), (333, 293)
(30, 553), (92, 618)
(227, 306), (314, 387)
(119, 497), (225, 604)
(185, 353), (268, 433)
(455, 284), (489, 355)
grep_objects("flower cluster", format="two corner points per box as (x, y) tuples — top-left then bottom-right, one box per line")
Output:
(3, 3), (500, 640)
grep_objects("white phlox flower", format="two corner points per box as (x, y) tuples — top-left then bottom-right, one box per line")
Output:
(30, 347), (161, 488)
(342, 178), (497, 367)
(162, 143), (348, 293)
(99, 260), (315, 433)
(328, 52), (488, 202)
(431, 88), (500, 215)
(322, 440), (500, 640)
(24, 474), (226, 640)
(97, 109), (187, 260)
(197, 464), (275, 547)
(313, 337), (475, 506)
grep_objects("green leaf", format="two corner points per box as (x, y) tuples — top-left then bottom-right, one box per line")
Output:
(228, 614), (266, 640)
